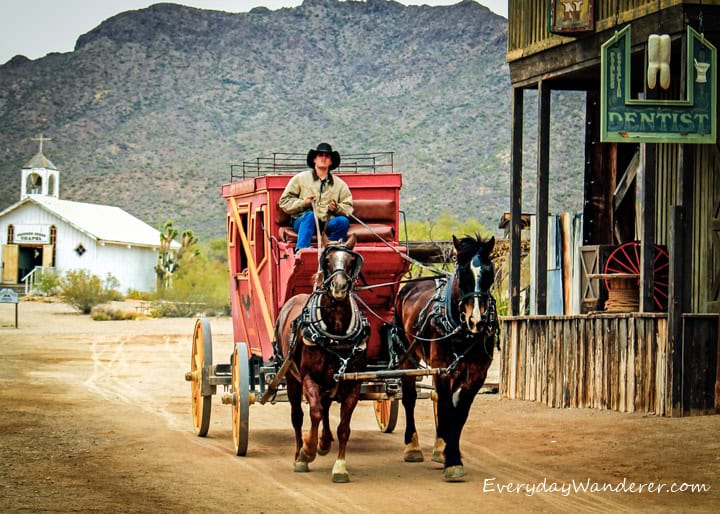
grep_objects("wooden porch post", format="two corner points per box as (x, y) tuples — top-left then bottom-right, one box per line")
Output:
(639, 143), (656, 312)
(668, 144), (695, 416)
(668, 205), (684, 416)
(509, 86), (524, 316)
(534, 81), (550, 315)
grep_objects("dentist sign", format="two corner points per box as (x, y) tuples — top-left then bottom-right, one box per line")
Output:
(601, 25), (716, 144)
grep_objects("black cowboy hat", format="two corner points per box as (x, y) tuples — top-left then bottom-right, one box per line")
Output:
(307, 142), (341, 171)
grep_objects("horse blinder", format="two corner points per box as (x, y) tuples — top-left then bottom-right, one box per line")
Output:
(320, 245), (364, 285)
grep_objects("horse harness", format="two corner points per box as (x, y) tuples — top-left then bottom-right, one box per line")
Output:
(399, 274), (499, 375)
(291, 289), (370, 377)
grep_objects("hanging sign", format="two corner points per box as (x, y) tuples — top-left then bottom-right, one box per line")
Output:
(601, 25), (717, 144)
(549, 0), (594, 34)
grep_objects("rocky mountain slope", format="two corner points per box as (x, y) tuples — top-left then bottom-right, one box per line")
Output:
(0, 0), (584, 239)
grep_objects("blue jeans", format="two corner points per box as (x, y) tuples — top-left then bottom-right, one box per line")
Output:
(292, 211), (350, 251)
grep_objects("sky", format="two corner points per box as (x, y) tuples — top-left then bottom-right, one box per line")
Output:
(0, 1), (508, 65)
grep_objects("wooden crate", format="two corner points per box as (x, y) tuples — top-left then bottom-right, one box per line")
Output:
(579, 245), (615, 313)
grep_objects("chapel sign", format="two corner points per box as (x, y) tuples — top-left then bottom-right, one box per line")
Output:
(13, 225), (50, 244)
(601, 25), (717, 144)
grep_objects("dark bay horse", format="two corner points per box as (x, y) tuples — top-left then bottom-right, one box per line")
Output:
(274, 234), (369, 482)
(392, 234), (498, 481)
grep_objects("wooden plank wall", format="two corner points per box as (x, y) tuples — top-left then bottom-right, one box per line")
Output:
(680, 315), (720, 415)
(693, 143), (720, 313)
(500, 314), (669, 415)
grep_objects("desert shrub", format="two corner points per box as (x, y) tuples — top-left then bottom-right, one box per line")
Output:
(58, 270), (122, 314)
(125, 288), (154, 301)
(91, 306), (138, 321)
(33, 268), (61, 296)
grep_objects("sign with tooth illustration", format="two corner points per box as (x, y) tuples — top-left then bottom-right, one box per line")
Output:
(601, 25), (716, 144)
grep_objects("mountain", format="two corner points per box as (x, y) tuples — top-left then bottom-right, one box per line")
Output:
(0, 0), (584, 240)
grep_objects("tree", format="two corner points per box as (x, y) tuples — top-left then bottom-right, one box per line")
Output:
(155, 220), (199, 292)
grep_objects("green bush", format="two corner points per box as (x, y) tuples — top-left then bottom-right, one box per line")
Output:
(154, 256), (230, 317)
(125, 288), (154, 301)
(58, 270), (122, 314)
(33, 268), (61, 296)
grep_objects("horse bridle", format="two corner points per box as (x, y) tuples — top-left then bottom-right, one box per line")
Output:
(318, 244), (364, 290)
(457, 292), (497, 328)
(455, 256), (498, 331)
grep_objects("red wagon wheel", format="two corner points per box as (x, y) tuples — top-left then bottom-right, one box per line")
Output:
(603, 242), (669, 311)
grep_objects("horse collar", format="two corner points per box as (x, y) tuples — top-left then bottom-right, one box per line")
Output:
(418, 273), (497, 342)
(297, 292), (370, 352)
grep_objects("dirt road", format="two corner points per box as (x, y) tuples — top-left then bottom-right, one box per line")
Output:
(1, 300), (718, 513)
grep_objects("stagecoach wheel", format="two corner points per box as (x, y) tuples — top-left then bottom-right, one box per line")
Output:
(373, 399), (399, 433)
(190, 318), (213, 437)
(603, 242), (669, 311)
(231, 342), (250, 456)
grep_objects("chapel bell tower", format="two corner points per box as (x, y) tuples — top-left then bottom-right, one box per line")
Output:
(21, 134), (59, 200)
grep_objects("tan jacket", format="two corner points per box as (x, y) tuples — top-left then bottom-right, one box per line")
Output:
(279, 170), (353, 222)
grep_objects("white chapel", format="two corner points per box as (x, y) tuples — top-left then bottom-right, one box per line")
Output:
(0, 136), (175, 293)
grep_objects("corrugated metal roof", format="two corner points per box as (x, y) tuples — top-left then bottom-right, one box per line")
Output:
(2, 196), (176, 249)
(22, 151), (57, 170)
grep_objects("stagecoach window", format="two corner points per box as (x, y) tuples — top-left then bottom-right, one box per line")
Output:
(237, 213), (249, 272)
(75, 244), (86, 256)
(227, 215), (236, 247)
(253, 209), (265, 265)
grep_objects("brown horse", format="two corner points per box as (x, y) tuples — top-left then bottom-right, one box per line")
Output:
(273, 234), (369, 482)
(391, 234), (498, 481)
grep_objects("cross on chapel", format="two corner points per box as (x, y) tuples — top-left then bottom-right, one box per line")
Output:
(31, 133), (52, 153)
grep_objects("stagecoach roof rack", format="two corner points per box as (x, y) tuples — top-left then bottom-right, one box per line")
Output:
(230, 151), (394, 181)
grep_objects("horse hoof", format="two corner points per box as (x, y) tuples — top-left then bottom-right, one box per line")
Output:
(403, 449), (424, 462)
(318, 444), (331, 456)
(294, 461), (309, 473)
(431, 438), (446, 464)
(443, 465), (466, 482)
(332, 472), (350, 483)
(298, 447), (315, 463)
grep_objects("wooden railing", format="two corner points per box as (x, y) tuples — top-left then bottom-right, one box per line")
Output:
(507, 0), (693, 62)
(500, 313), (671, 414)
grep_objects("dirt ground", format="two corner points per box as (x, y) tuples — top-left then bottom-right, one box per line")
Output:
(1, 299), (718, 513)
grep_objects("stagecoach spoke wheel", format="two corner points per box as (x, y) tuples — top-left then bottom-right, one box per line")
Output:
(189, 318), (213, 437)
(373, 399), (399, 433)
(231, 342), (251, 456)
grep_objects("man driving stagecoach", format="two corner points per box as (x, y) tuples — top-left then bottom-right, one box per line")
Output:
(279, 142), (354, 252)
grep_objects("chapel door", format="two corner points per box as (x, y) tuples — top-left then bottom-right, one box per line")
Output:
(42, 244), (54, 267)
(2, 244), (19, 284)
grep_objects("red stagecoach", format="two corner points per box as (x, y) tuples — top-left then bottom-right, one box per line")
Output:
(185, 152), (435, 455)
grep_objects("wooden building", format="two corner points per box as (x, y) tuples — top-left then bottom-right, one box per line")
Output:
(0, 138), (177, 294)
(501, 0), (719, 415)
